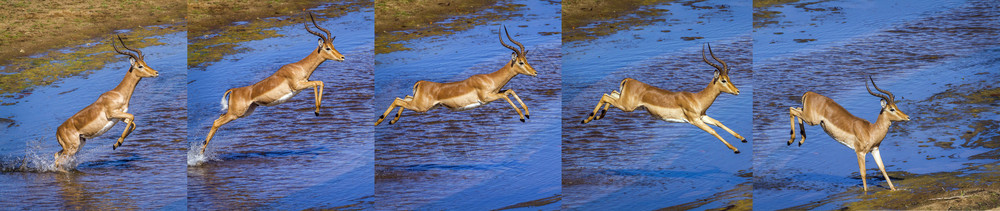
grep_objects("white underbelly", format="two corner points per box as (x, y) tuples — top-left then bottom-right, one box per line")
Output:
(662, 118), (688, 123)
(261, 90), (301, 106)
(84, 119), (119, 139)
(453, 101), (484, 111)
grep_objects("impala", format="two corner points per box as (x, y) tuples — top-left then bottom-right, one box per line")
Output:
(788, 76), (910, 191)
(200, 13), (345, 154)
(54, 35), (159, 168)
(374, 26), (538, 126)
(580, 43), (746, 153)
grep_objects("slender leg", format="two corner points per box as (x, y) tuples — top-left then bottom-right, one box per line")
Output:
(871, 148), (897, 191)
(493, 90), (526, 122)
(390, 106), (404, 124)
(111, 112), (136, 150)
(788, 107), (798, 146)
(375, 98), (402, 126)
(702, 115), (747, 142)
(857, 152), (868, 192)
(202, 113), (238, 154)
(691, 119), (739, 153)
(583, 93), (619, 124)
(798, 116), (806, 146)
(505, 89), (530, 119)
(311, 81), (324, 116)
(599, 90), (620, 119)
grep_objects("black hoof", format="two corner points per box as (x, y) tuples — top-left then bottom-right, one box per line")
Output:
(389, 121), (394, 125)
(113, 145), (118, 150)
(799, 142), (803, 147)
(600, 109), (607, 117)
(520, 118), (525, 122)
(734, 150), (740, 154)
(581, 120), (586, 124)
(314, 111), (319, 116)
(787, 141), (792, 146)
(525, 115), (530, 119)
(741, 138), (747, 143)
(588, 112), (594, 117)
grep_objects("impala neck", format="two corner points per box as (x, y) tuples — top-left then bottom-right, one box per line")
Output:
(113, 69), (143, 105)
(694, 79), (723, 109)
(296, 50), (327, 77)
(870, 111), (893, 141)
(486, 61), (520, 90)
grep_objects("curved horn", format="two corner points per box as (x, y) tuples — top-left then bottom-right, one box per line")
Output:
(309, 12), (332, 41)
(304, 13), (329, 41)
(116, 35), (143, 60)
(504, 26), (525, 56)
(702, 43), (722, 71)
(499, 26), (519, 55)
(112, 35), (139, 61)
(707, 43), (728, 74)
(868, 75), (895, 103)
(866, 76), (894, 103)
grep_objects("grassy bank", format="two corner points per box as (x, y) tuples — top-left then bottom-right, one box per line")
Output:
(187, 0), (372, 69)
(374, 0), (526, 54)
(561, 0), (674, 43)
(0, 0), (185, 66)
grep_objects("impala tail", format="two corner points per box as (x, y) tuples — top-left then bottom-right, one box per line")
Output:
(220, 89), (233, 112)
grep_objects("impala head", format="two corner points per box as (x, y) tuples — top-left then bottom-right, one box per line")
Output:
(867, 76), (910, 121)
(703, 43), (738, 95)
(305, 12), (345, 62)
(499, 26), (537, 77)
(113, 35), (158, 78)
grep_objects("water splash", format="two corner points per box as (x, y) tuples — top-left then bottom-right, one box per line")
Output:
(187, 142), (217, 166)
(0, 139), (74, 172)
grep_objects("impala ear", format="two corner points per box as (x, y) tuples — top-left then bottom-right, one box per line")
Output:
(511, 52), (517, 66)
(880, 99), (887, 108)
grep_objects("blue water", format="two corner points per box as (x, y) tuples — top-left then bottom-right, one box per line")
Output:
(561, 0), (753, 209)
(374, 0), (562, 210)
(185, 6), (374, 209)
(0, 30), (187, 209)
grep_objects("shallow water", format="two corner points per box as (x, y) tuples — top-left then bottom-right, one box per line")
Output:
(185, 7), (374, 209)
(0, 31), (187, 209)
(752, 0), (1000, 209)
(373, 0), (562, 210)
(561, 0), (753, 209)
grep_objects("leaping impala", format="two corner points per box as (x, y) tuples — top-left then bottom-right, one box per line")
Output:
(788, 76), (910, 192)
(580, 43), (747, 153)
(54, 35), (159, 168)
(374, 26), (538, 126)
(200, 13), (345, 154)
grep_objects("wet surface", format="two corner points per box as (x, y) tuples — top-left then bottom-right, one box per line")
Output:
(374, 0), (561, 210)
(185, 7), (374, 210)
(752, 0), (1000, 209)
(561, 0), (752, 209)
(0, 31), (187, 209)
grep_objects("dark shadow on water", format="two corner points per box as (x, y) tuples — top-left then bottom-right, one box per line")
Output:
(213, 146), (327, 161)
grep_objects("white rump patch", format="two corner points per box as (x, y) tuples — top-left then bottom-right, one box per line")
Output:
(263, 90), (301, 106)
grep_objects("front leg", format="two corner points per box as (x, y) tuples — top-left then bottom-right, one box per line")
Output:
(293, 80), (325, 116)
(690, 117), (740, 153)
(504, 89), (530, 119)
(110, 111), (135, 150)
(701, 115), (747, 142)
(857, 151), (869, 192)
(871, 148), (897, 191)
(491, 90), (526, 122)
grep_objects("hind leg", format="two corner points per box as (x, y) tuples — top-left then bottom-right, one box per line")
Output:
(582, 93), (621, 124)
(54, 132), (82, 169)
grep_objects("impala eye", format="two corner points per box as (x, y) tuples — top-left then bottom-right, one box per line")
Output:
(890, 108), (895, 112)
(721, 80), (727, 83)
(519, 62), (524, 65)
(326, 48), (331, 51)
(138, 66), (143, 68)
